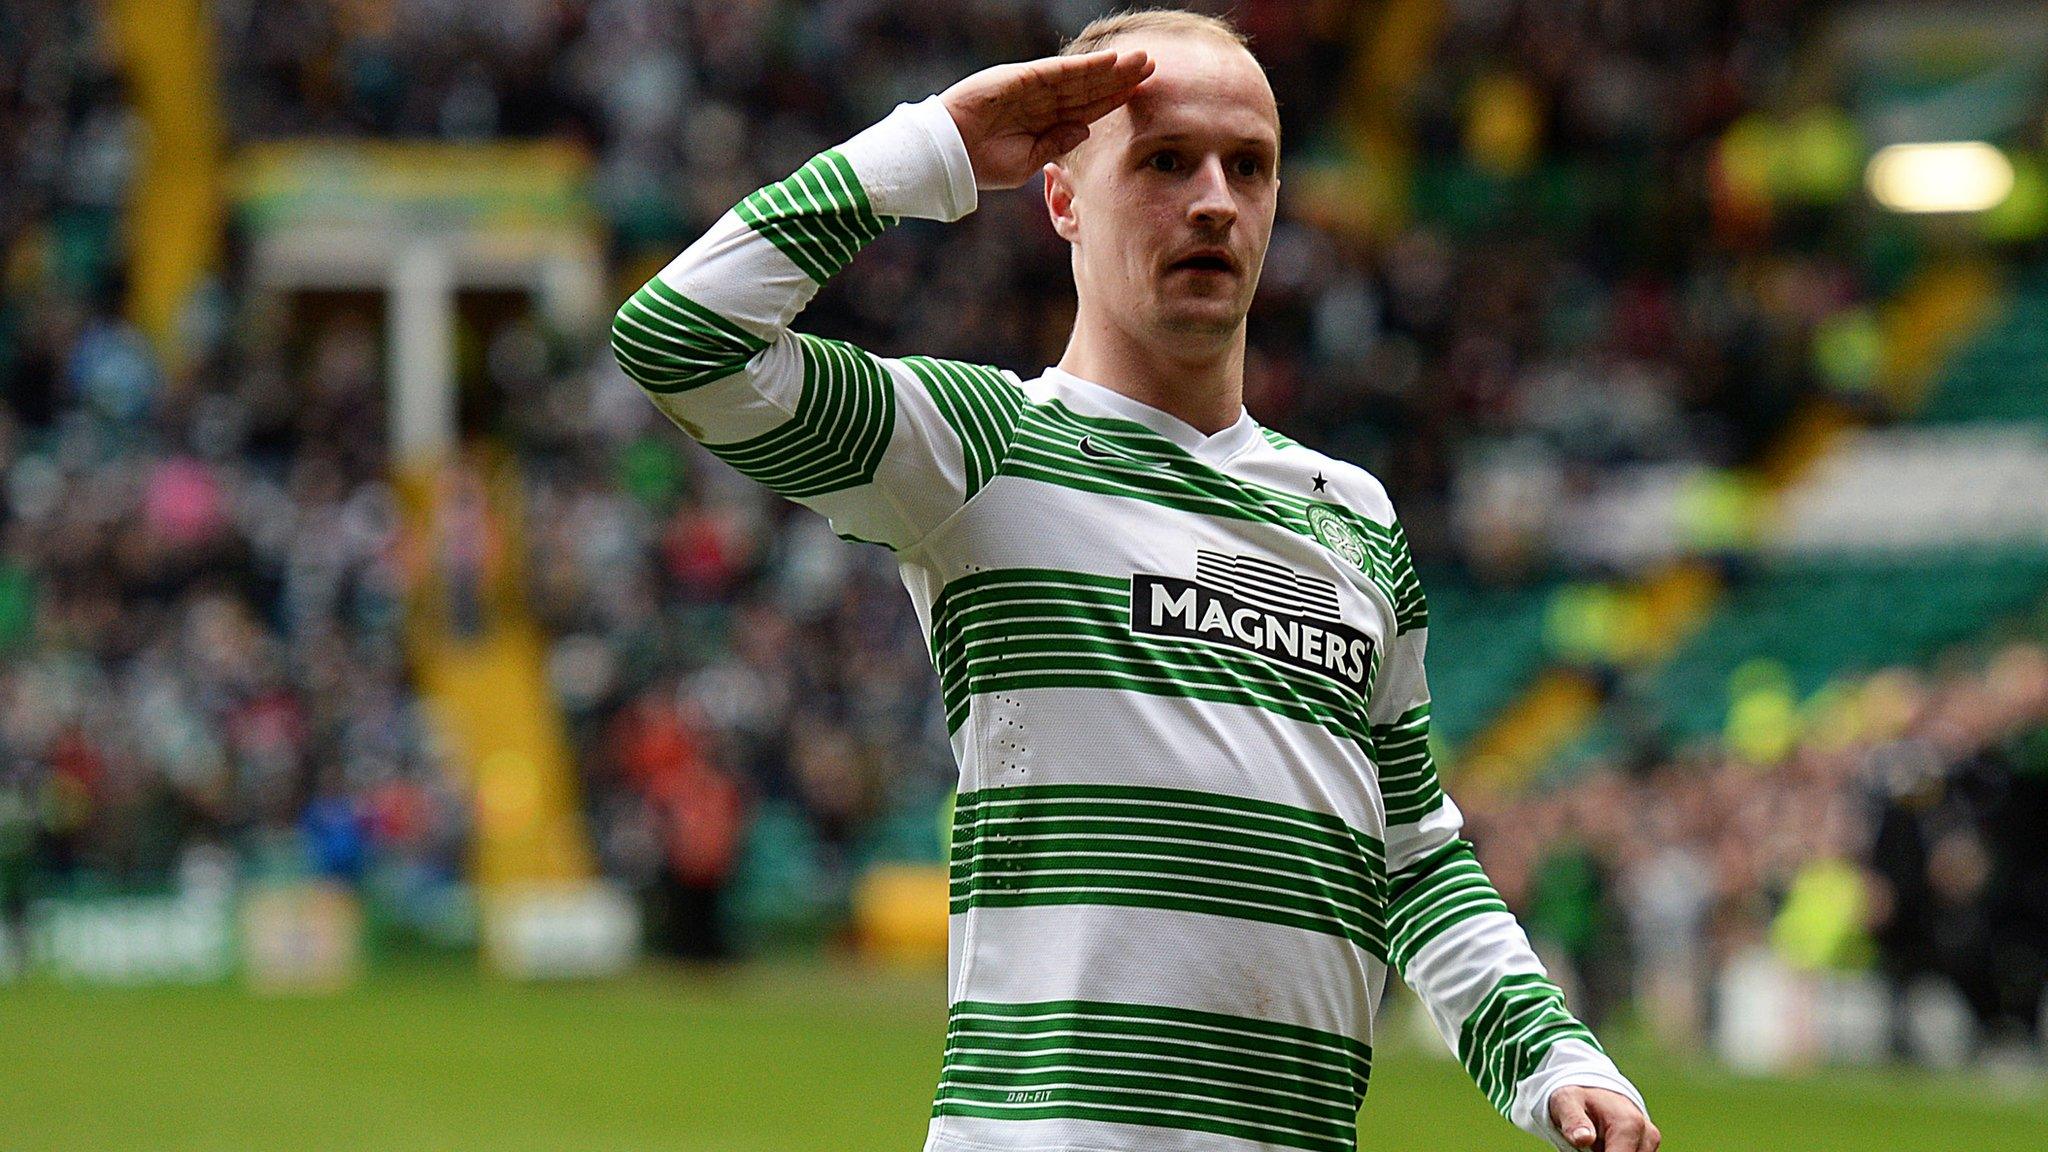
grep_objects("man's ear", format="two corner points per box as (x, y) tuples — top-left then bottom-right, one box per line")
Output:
(1044, 161), (1080, 243)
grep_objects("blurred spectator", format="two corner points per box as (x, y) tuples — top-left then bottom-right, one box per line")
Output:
(609, 687), (744, 961)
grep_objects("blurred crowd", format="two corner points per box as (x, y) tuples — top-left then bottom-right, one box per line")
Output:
(510, 342), (957, 957)
(208, 0), (1878, 562)
(1468, 635), (2048, 1053)
(1, 2), (466, 934)
(3, 0), (2043, 1054)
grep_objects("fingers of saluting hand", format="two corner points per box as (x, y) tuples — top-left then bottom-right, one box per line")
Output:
(942, 50), (1157, 188)
(1011, 49), (1155, 125)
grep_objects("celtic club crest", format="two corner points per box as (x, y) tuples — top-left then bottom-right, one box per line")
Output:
(1306, 503), (1370, 571)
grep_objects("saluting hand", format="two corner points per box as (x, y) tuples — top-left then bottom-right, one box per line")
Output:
(939, 49), (1156, 191)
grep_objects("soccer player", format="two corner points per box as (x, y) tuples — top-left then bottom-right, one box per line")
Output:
(611, 9), (1660, 1152)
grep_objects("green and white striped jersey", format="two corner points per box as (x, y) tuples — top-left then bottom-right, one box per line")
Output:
(612, 95), (1644, 1152)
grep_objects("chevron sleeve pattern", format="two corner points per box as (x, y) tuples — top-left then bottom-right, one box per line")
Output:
(610, 95), (1027, 552)
(1370, 555), (1649, 1150)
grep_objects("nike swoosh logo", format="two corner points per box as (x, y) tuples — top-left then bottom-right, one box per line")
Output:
(1078, 435), (1163, 466)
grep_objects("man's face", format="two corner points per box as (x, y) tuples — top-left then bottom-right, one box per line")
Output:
(1047, 33), (1280, 347)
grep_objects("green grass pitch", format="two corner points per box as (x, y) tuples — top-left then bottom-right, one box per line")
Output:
(3, 961), (2043, 1150)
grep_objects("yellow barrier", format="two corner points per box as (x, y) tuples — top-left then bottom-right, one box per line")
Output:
(854, 864), (950, 966)
(111, 0), (223, 364)
(396, 452), (593, 892)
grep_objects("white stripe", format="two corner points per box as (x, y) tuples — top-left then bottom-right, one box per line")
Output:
(947, 904), (1383, 1048)
(927, 1113), (1271, 1152)
(958, 860), (1374, 923)
(946, 1008), (1360, 1057)
(937, 1059), (1344, 1112)
(658, 211), (818, 336)
(933, 1082), (1347, 1136)
(960, 820), (1375, 876)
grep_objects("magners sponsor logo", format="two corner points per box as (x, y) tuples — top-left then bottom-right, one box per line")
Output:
(1129, 551), (1375, 691)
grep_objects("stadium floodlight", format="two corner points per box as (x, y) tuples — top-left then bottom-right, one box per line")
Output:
(1865, 141), (2015, 213)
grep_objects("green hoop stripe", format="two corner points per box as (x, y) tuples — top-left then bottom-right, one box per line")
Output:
(1459, 973), (1603, 1117)
(610, 276), (770, 394)
(1384, 838), (1511, 971)
(699, 334), (894, 499)
(737, 147), (897, 282)
(951, 783), (1389, 958)
(1371, 702), (1444, 826)
(904, 356), (1026, 501)
(734, 150), (893, 284)
(935, 998), (1370, 1152)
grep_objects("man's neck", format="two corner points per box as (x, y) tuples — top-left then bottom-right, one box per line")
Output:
(1056, 311), (1245, 435)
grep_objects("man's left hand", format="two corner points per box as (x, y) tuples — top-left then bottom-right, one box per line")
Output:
(1549, 1086), (1660, 1151)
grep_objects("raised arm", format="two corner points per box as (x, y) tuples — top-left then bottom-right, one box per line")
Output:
(610, 50), (1153, 552)
(1372, 552), (1659, 1152)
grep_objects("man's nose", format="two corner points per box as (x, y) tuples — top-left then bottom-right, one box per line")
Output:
(1187, 155), (1237, 228)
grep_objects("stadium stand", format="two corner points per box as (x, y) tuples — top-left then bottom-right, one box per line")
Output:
(1923, 270), (2048, 427)
(2, 0), (2044, 1064)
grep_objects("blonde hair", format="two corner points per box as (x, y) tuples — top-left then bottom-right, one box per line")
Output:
(1060, 6), (1251, 57)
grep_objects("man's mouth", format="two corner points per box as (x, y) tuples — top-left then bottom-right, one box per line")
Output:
(1167, 250), (1237, 275)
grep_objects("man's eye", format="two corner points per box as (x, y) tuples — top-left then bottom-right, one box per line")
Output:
(1234, 156), (1265, 178)
(1147, 152), (1179, 172)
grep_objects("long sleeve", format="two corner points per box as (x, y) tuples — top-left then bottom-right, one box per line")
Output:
(1370, 541), (1648, 1149)
(610, 95), (1027, 553)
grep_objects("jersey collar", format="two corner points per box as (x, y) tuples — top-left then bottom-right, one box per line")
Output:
(1041, 366), (1261, 468)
